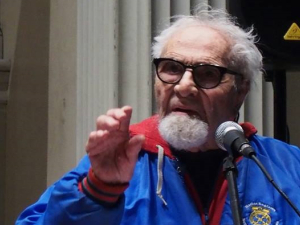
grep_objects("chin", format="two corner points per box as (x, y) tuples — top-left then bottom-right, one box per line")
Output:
(158, 113), (209, 151)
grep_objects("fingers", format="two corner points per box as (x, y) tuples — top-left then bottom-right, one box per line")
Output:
(96, 115), (120, 131)
(96, 106), (132, 132)
(85, 106), (142, 184)
(86, 106), (134, 156)
(126, 135), (145, 161)
(85, 130), (109, 154)
(118, 106), (132, 132)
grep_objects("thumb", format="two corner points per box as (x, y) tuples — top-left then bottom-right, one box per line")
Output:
(126, 135), (145, 162)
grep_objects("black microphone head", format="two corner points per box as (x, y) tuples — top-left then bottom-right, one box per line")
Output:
(215, 121), (243, 151)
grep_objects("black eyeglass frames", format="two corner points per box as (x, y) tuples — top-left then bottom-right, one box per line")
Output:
(153, 58), (242, 89)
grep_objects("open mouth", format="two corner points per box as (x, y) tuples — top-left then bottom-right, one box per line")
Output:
(172, 108), (199, 117)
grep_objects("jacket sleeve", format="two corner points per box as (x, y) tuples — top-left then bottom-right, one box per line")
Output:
(15, 156), (125, 225)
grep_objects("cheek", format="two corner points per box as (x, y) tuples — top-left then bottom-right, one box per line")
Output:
(154, 82), (163, 105)
(217, 94), (241, 121)
(154, 81), (173, 116)
(202, 89), (238, 118)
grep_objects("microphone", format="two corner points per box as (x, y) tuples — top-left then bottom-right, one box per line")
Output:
(216, 121), (300, 218)
(215, 121), (256, 158)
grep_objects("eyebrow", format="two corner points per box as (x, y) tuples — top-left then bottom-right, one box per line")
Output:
(168, 58), (223, 67)
(167, 57), (223, 67)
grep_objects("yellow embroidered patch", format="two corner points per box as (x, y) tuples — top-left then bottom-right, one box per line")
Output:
(249, 206), (271, 225)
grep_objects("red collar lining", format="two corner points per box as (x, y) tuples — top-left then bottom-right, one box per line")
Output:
(130, 115), (257, 158)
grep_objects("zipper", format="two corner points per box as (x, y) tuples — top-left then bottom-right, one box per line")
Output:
(173, 155), (230, 225)
(181, 157), (226, 225)
(204, 209), (210, 225)
(202, 163), (225, 225)
(174, 157), (185, 179)
(174, 156), (210, 224)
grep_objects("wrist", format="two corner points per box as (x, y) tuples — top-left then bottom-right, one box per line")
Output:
(80, 168), (129, 205)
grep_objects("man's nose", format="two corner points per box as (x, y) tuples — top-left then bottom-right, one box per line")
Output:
(174, 70), (198, 97)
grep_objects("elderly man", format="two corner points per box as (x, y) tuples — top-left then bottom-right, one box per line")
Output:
(16, 7), (300, 225)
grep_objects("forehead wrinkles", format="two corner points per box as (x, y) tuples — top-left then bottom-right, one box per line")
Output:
(161, 25), (232, 65)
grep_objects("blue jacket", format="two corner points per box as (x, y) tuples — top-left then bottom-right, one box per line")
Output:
(16, 116), (300, 224)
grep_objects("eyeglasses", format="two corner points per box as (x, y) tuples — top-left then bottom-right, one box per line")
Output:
(153, 58), (242, 89)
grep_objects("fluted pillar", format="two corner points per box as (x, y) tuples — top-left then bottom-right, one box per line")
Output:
(76, 0), (153, 160)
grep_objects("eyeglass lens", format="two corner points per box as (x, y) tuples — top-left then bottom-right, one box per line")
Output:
(157, 59), (222, 88)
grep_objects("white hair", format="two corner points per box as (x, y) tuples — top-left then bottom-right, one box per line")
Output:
(152, 5), (263, 84)
(158, 113), (208, 151)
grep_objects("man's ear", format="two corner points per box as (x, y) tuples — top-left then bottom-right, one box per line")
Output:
(239, 79), (250, 94)
(236, 79), (250, 110)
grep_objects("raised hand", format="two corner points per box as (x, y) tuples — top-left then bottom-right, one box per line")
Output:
(86, 106), (145, 184)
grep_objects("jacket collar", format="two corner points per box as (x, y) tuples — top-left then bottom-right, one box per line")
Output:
(130, 115), (257, 158)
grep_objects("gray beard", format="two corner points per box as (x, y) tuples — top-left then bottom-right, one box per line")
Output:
(158, 113), (209, 151)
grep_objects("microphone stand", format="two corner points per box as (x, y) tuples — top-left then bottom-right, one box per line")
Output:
(223, 155), (243, 225)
